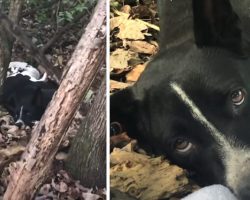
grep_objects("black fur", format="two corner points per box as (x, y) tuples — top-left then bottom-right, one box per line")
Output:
(1, 74), (57, 126)
(111, 0), (250, 199)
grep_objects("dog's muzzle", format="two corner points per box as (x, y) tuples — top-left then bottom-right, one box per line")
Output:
(170, 82), (250, 200)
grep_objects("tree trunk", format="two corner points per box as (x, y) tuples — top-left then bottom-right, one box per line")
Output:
(3, 0), (106, 199)
(66, 77), (106, 188)
(0, 27), (11, 86)
(8, 0), (24, 24)
(0, 0), (24, 87)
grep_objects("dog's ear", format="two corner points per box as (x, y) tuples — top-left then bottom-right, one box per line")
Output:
(110, 88), (139, 138)
(158, 0), (195, 50)
(229, 0), (250, 53)
(193, 0), (241, 52)
(158, 0), (244, 53)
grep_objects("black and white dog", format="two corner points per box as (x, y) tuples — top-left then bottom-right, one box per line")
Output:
(111, 0), (250, 199)
(1, 62), (58, 127)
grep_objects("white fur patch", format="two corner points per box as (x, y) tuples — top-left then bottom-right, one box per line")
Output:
(170, 82), (250, 194)
(7, 62), (46, 82)
(16, 106), (24, 126)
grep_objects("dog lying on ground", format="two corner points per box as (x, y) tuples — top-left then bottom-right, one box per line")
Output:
(111, 0), (250, 199)
(1, 62), (58, 127)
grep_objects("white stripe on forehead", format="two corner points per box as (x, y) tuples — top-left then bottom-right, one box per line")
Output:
(170, 81), (250, 192)
(170, 82), (230, 150)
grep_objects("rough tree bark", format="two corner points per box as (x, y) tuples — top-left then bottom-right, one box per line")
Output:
(0, 0), (24, 87)
(66, 77), (106, 188)
(3, 0), (106, 199)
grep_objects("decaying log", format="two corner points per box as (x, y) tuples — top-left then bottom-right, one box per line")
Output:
(110, 143), (195, 200)
(3, 0), (106, 199)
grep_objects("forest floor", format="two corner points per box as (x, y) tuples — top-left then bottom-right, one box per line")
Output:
(110, 0), (199, 199)
(0, 2), (105, 200)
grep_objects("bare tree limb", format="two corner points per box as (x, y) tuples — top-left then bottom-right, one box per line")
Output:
(0, 12), (61, 83)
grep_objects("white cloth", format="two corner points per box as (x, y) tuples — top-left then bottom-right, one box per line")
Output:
(182, 185), (237, 200)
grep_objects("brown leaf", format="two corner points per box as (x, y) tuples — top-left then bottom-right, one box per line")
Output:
(82, 192), (102, 200)
(39, 184), (51, 195)
(120, 5), (132, 14)
(126, 64), (147, 82)
(52, 179), (68, 193)
(110, 80), (133, 92)
(110, 148), (192, 200)
(110, 16), (148, 40)
(0, 145), (25, 162)
(125, 41), (158, 54)
(55, 152), (68, 161)
(110, 49), (138, 69)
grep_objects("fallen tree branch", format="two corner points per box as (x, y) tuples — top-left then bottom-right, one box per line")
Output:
(3, 0), (106, 198)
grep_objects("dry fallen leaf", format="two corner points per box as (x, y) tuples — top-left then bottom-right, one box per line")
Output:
(110, 15), (148, 40)
(114, 10), (160, 31)
(52, 179), (68, 193)
(39, 184), (51, 195)
(82, 192), (103, 200)
(126, 64), (147, 82)
(110, 145), (191, 200)
(110, 80), (133, 92)
(110, 49), (138, 69)
(55, 152), (68, 161)
(124, 41), (158, 54)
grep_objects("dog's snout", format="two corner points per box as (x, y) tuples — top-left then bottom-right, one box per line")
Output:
(15, 119), (24, 128)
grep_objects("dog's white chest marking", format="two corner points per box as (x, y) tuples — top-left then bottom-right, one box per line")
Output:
(15, 106), (24, 125)
(170, 82), (250, 194)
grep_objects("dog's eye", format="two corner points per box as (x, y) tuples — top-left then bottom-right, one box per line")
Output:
(231, 89), (245, 106)
(174, 138), (193, 153)
(110, 121), (123, 135)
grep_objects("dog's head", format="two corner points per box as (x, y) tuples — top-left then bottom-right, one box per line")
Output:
(2, 74), (57, 127)
(111, 0), (250, 199)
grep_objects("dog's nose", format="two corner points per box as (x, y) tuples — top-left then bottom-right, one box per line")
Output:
(15, 119), (24, 128)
